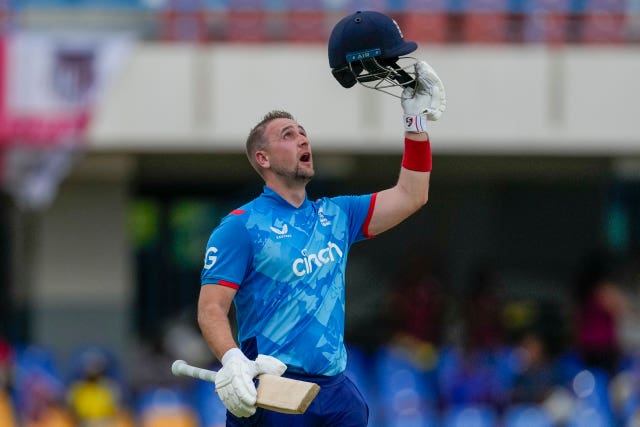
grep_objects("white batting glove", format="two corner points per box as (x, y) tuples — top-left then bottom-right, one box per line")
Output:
(401, 60), (447, 132)
(255, 354), (287, 376)
(215, 348), (286, 418)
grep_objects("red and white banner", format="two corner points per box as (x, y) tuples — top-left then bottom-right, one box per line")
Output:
(0, 31), (134, 209)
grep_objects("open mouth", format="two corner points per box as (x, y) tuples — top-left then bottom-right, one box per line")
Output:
(299, 153), (311, 163)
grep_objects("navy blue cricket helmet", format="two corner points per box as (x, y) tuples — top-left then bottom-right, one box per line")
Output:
(328, 11), (418, 94)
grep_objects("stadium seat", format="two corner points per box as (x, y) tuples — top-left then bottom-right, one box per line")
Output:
(584, 0), (625, 13)
(462, 13), (510, 43)
(523, 12), (571, 43)
(465, 0), (509, 12)
(441, 404), (498, 427)
(555, 351), (587, 386)
(527, 0), (572, 13)
(284, 10), (328, 43)
(566, 403), (613, 427)
(0, 390), (17, 427)
(227, 0), (264, 8)
(189, 379), (227, 427)
(284, 0), (323, 10)
(397, 12), (449, 43)
(404, 0), (447, 11)
(224, 10), (270, 42)
(138, 388), (198, 427)
(374, 345), (438, 427)
(503, 404), (554, 427)
(344, 345), (381, 427)
(347, 0), (386, 11)
(580, 13), (626, 43)
(566, 369), (615, 427)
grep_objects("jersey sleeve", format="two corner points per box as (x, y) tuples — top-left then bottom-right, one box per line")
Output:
(200, 215), (252, 289)
(330, 193), (377, 244)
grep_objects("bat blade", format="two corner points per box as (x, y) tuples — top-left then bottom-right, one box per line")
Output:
(256, 374), (321, 414)
(171, 360), (320, 414)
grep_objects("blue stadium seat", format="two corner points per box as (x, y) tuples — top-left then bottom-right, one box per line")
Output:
(584, 0), (624, 12)
(12, 345), (66, 419)
(566, 403), (614, 427)
(137, 387), (198, 427)
(346, 0), (386, 11)
(189, 379), (227, 427)
(286, 0), (323, 10)
(437, 346), (508, 407)
(344, 345), (383, 427)
(526, 0), (572, 13)
(441, 404), (498, 427)
(503, 404), (554, 427)
(464, 0), (508, 12)
(66, 345), (123, 383)
(374, 345), (438, 427)
(344, 345), (373, 401)
(567, 369), (615, 427)
(403, 0), (448, 12)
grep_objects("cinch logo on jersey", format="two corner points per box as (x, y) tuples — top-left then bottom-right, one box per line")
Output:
(292, 242), (343, 277)
(203, 247), (218, 269)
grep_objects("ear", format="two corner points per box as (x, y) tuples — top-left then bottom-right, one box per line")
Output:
(255, 151), (270, 169)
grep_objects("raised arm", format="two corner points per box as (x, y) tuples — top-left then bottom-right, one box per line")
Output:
(368, 132), (431, 236)
(367, 61), (446, 236)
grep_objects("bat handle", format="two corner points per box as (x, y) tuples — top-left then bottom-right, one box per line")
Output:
(171, 359), (217, 383)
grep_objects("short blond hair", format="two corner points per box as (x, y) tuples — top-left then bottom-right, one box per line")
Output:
(245, 110), (295, 176)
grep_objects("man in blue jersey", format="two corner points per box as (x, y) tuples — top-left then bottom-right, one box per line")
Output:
(198, 12), (446, 427)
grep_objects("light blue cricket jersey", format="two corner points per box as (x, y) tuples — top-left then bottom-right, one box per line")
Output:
(201, 186), (376, 376)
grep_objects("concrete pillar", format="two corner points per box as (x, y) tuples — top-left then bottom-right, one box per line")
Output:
(30, 153), (134, 372)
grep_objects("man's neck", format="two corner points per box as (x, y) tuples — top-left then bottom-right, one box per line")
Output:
(264, 180), (307, 208)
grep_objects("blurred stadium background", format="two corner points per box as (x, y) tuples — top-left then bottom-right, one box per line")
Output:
(1, 0), (640, 426)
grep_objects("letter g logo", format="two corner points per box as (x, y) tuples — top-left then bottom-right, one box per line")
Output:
(204, 247), (218, 269)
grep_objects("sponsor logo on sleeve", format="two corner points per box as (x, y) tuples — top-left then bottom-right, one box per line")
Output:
(318, 208), (331, 227)
(204, 247), (218, 269)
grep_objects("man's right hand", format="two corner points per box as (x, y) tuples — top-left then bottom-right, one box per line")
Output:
(214, 348), (287, 417)
(402, 60), (447, 133)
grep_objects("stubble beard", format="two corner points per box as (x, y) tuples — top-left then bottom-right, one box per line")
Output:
(273, 162), (314, 185)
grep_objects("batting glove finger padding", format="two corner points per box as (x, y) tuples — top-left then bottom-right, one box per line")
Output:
(415, 60), (446, 121)
(401, 60), (447, 132)
(255, 354), (287, 376)
(215, 349), (259, 417)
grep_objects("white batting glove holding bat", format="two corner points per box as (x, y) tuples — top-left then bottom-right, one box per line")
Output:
(215, 348), (287, 417)
(402, 60), (447, 133)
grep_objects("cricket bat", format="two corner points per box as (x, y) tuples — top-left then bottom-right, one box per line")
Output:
(171, 359), (320, 414)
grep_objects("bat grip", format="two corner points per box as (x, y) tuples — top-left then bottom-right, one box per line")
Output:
(172, 360), (217, 383)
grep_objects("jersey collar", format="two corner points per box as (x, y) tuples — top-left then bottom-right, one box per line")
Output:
(262, 185), (310, 210)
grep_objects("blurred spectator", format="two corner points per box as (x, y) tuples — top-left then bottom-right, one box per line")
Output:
(572, 250), (627, 374)
(11, 345), (73, 427)
(67, 347), (132, 427)
(510, 328), (558, 404)
(0, 335), (13, 391)
(0, 336), (16, 426)
(128, 335), (185, 398)
(386, 249), (449, 345)
(461, 259), (506, 351)
(21, 374), (73, 427)
(435, 259), (512, 409)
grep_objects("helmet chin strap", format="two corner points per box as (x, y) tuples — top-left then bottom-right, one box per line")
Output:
(348, 56), (419, 98)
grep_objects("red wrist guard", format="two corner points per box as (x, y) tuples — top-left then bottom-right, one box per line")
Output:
(402, 138), (432, 172)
